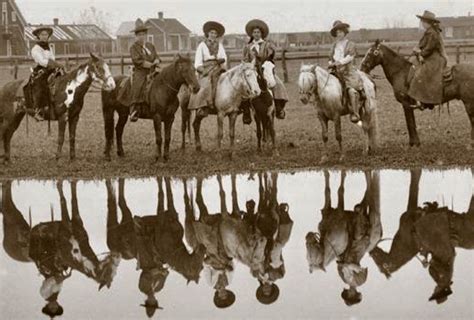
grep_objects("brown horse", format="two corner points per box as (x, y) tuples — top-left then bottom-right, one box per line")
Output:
(0, 53), (115, 163)
(101, 54), (200, 161)
(360, 40), (474, 149)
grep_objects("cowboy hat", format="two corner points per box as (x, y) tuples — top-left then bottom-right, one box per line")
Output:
(245, 19), (269, 39)
(140, 297), (163, 318)
(131, 18), (149, 34)
(330, 20), (350, 37)
(416, 10), (440, 23)
(341, 288), (362, 306)
(256, 282), (280, 304)
(203, 21), (225, 38)
(213, 289), (236, 308)
(32, 26), (53, 39)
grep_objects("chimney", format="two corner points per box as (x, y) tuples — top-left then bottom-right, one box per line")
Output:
(53, 18), (59, 26)
(158, 12), (164, 20)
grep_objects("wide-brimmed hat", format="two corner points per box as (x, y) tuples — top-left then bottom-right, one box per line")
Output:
(416, 10), (440, 23)
(341, 288), (362, 306)
(203, 21), (225, 37)
(330, 20), (350, 37)
(32, 26), (53, 39)
(256, 283), (280, 304)
(213, 289), (236, 308)
(131, 18), (149, 34)
(245, 19), (269, 39)
(140, 297), (163, 318)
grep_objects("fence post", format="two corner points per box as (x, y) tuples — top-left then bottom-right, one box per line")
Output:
(456, 45), (460, 64)
(282, 49), (289, 83)
(121, 55), (125, 75)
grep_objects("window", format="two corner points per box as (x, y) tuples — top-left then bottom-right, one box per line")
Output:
(11, 11), (15, 22)
(445, 27), (454, 38)
(2, 3), (7, 11)
(6, 39), (11, 56)
(64, 43), (70, 55)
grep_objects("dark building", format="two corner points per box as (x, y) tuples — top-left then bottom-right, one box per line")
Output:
(0, 0), (28, 56)
(438, 15), (474, 39)
(116, 12), (191, 54)
(24, 19), (114, 56)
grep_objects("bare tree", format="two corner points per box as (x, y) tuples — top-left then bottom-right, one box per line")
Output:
(77, 6), (113, 35)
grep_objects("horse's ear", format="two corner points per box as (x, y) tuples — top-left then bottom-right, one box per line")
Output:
(90, 52), (100, 62)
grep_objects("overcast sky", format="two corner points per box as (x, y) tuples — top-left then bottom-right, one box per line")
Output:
(16, 0), (474, 35)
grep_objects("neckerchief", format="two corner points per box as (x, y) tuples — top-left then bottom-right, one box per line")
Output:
(36, 41), (50, 51)
(205, 39), (219, 56)
(251, 39), (264, 53)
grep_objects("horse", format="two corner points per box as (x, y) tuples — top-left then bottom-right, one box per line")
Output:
(0, 53), (115, 163)
(101, 54), (200, 162)
(298, 64), (378, 164)
(179, 60), (261, 157)
(360, 40), (474, 149)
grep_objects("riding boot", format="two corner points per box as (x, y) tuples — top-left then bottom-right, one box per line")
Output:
(130, 104), (139, 122)
(34, 108), (45, 122)
(347, 90), (361, 124)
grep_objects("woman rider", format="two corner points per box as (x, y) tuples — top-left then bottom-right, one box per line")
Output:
(189, 21), (227, 117)
(27, 26), (63, 121)
(129, 19), (159, 122)
(408, 10), (448, 110)
(329, 20), (364, 124)
(242, 19), (289, 125)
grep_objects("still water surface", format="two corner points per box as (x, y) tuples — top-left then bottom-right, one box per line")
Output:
(0, 169), (473, 319)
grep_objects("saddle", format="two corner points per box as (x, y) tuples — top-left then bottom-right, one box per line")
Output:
(117, 67), (160, 109)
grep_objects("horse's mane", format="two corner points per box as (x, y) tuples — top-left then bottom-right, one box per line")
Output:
(380, 44), (412, 68)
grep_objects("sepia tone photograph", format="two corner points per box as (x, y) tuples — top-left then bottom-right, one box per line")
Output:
(0, 0), (473, 319)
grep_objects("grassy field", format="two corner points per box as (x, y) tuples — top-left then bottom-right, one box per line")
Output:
(0, 59), (473, 179)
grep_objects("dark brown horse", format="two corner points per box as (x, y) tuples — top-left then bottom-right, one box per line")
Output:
(0, 53), (115, 163)
(360, 40), (474, 149)
(101, 54), (200, 161)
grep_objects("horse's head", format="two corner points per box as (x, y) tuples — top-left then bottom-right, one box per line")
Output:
(360, 40), (383, 73)
(305, 232), (325, 273)
(174, 53), (200, 93)
(261, 60), (277, 89)
(96, 252), (122, 291)
(87, 53), (116, 91)
(298, 64), (317, 105)
(238, 59), (261, 99)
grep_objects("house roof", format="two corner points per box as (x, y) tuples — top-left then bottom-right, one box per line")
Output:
(116, 21), (135, 37)
(148, 18), (191, 34)
(25, 24), (112, 41)
(438, 16), (474, 27)
(9, 0), (27, 26)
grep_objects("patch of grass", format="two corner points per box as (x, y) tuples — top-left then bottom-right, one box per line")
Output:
(0, 61), (472, 179)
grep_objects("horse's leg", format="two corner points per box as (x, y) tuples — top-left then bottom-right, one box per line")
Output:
(152, 114), (163, 161)
(319, 115), (329, 164)
(68, 115), (79, 161)
(463, 101), (474, 150)
(217, 112), (224, 150)
(335, 116), (344, 162)
(0, 120), (8, 163)
(269, 114), (277, 154)
(228, 112), (238, 158)
(193, 114), (204, 152)
(103, 106), (114, 161)
(181, 105), (190, 151)
(402, 103), (421, 147)
(163, 116), (174, 161)
(115, 108), (128, 157)
(3, 113), (25, 163)
(56, 113), (67, 161)
(255, 115), (262, 152)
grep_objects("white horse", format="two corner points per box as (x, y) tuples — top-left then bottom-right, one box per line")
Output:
(298, 64), (378, 163)
(186, 60), (261, 156)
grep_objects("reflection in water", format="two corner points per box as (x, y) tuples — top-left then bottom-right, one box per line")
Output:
(0, 170), (473, 319)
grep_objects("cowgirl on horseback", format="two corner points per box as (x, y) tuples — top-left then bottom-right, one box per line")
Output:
(328, 20), (364, 124)
(408, 11), (448, 110)
(26, 26), (63, 121)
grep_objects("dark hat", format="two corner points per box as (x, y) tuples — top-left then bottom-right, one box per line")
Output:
(213, 289), (236, 308)
(330, 20), (350, 37)
(131, 18), (149, 34)
(341, 288), (362, 306)
(33, 26), (53, 39)
(429, 286), (453, 304)
(256, 283), (280, 305)
(245, 19), (269, 39)
(416, 10), (440, 23)
(41, 302), (64, 318)
(140, 297), (163, 318)
(203, 21), (225, 38)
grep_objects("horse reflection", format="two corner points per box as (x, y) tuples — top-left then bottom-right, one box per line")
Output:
(1, 181), (119, 318)
(306, 170), (381, 306)
(113, 177), (205, 317)
(370, 169), (474, 304)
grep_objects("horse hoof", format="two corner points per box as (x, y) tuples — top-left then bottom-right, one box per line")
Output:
(117, 150), (125, 157)
(196, 146), (203, 153)
(164, 155), (170, 162)
(104, 154), (112, 162)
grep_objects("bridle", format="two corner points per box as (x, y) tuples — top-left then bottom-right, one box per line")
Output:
(230, 65), (257, 99)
